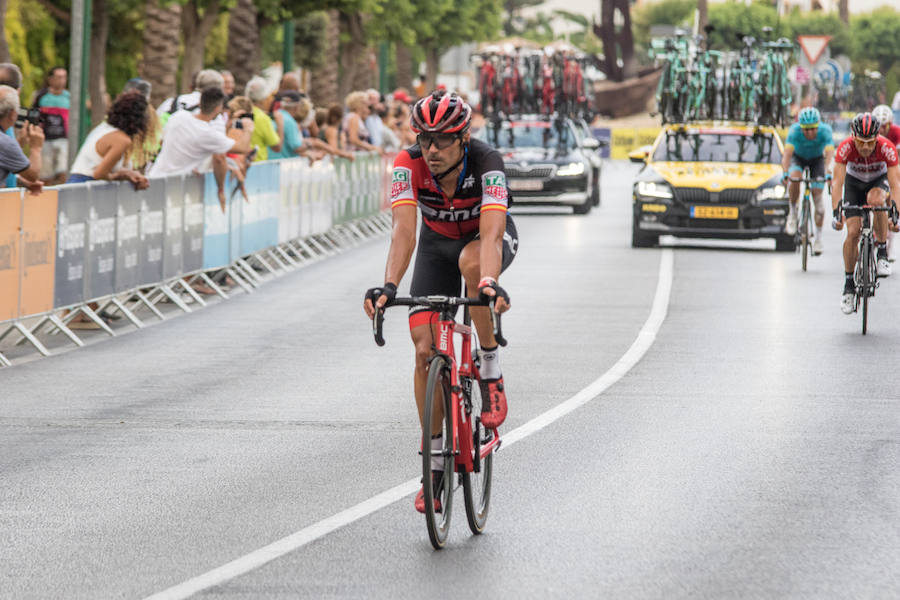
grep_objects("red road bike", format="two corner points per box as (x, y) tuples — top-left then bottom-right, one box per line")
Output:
(373, 294), (505, 548)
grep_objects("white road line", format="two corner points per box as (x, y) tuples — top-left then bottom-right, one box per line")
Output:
(144, 248), (675, 600)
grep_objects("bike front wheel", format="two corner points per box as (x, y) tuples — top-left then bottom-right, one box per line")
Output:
(423, 355), (455, 549)
(462, 378), (493, 534)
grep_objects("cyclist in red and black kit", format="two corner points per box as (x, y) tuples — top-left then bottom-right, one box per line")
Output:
(832, 112), (900, 314)
(363, 90), (518, 513)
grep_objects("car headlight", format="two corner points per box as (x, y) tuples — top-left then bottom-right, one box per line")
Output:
(636, 181), (673, 199)
(755, 184), (786, 202)
(557, 162), (585, 177)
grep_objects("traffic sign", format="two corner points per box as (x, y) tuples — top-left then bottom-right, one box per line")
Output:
(797, 35), (831, 65)
(795, 66), (810, 84)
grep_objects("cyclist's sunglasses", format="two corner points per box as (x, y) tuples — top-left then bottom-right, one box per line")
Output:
(854, 136), (877, 145)
(799, 124), (818, 129)
(417, 133), (460, 150)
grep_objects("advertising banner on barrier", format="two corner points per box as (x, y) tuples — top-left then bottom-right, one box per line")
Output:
(380, 154), (393, 211)
(183, 174), (204, 273)
(202, 172), (230, 270)
(0, 189), (21, 321)
(54, 185), (88, 309)
(239, 162), (279, 256)
(19, 189), (57, 316)
(139, 183), (165, 286)
(115, 184), (141, 293)
(163, 176), (185, 280)
(86, 182), (118, 300)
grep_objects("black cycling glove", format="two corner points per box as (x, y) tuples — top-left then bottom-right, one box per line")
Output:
(478, 277), (510, 305)
(365, 282), (397, 307)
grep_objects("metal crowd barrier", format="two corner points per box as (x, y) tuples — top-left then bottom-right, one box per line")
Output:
(0, 151), (397, 366)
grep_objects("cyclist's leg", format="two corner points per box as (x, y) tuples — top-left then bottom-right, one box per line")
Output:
(867, 178), (890, 244)
(809, 157), (827, 229)
(408, 227), (469, 436)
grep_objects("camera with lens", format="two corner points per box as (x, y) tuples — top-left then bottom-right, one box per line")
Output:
(15, 107), (41, 128)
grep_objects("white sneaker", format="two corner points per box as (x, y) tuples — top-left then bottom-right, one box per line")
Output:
(813, 237), (823, 255)
(877, 257), (892, 277)
(785, 213), (798, 236)
(841, 291), (855, 314)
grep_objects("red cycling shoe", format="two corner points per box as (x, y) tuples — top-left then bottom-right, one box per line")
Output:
(479, 376), (507, 429)
(415, 471), (445, 513)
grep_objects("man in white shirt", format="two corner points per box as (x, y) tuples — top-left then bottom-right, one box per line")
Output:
(150, 87), (252, 211)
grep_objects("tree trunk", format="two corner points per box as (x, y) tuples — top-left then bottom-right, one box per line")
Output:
(180, 0), (222, 92)
(698, 0), (708, 40)
(839, 0), (849, 25)
(89, 0), (109, 126)
(618, 0), (635, 79)
(595, 0), (620, 81)
(395, 42), (413, 92)
(310, 10), (339, 106)
(338, 12), (370, 100)
(140, 0), (181, 108)
(225, 0), (260, 93)
(424, 46), (440, 92)
(0, 0), (10, 63)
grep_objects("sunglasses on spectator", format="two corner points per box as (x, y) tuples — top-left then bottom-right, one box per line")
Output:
(417, 133), (459, 150)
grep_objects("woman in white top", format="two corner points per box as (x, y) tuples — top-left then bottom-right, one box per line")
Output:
(66, 91), (149, 189)
(341, 91), (381, 154)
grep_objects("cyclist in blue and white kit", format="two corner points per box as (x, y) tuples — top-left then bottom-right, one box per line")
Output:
(782, 107), (835, 255)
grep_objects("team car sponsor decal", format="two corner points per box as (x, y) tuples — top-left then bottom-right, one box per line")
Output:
(482, 171), (509, 205)
(391, 167), (413, 199)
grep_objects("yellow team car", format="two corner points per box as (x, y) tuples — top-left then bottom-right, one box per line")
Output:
(630, 122), (792, 250)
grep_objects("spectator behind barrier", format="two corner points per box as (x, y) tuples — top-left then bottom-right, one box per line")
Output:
(364, 88), (385, 148)
(31, 66), (69, 185)
(0, 63), (25, 188)
(342, 91), (381, 154)
(120, 78), (161, 173)
(321, 103), (343, 151)
(245, 75), (281, 162)
(156, 68), (225, 124)
(270, 92), (353, 162)
(149, 86), (252, 211)
(66, 91), (149, 190)
(391, 99), (417, 146)
(0, 84), (43, 194)
(221, 70), (235, 102)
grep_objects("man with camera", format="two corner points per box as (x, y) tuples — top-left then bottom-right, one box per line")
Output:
(0, 85), (43, 194)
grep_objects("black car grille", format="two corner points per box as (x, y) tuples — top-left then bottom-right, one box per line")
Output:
(674, 187), (755, 205)
(506, 165), (555, 178)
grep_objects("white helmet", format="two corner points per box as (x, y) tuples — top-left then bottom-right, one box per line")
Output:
(873, 104), (893, 126)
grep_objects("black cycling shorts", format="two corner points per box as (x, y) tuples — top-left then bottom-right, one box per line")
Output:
(408, 215), (518, 327)
(843, 174), (890, 218)
(788, 155), (826, 189)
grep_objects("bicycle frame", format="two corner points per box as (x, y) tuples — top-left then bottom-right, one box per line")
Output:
(432, 309), (501, 473)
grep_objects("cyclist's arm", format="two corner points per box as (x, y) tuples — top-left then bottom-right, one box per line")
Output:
(478, 209), (505, 282)
(824, 146), (835, 174)
(887, 164), (900, 210)
(383, 204), (417, 288)
(781, 144), (794, 176)
(831, 162), (846, 212)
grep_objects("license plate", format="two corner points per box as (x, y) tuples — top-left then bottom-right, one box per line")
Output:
(509, 178), (543, 191)
(691, 205), (738, 219)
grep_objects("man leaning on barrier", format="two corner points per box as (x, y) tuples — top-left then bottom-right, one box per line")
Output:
(0, 85), (44, 194)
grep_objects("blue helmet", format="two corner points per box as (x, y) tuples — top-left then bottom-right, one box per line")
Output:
(798, 107), (821, 128)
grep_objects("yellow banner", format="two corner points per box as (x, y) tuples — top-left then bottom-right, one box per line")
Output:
(0, 190), (21, 322)
(19, 189), (57, 317)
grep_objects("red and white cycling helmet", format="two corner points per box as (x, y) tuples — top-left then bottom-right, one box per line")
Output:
(410, 90), (472, 134)
(850, 112), (880, 140)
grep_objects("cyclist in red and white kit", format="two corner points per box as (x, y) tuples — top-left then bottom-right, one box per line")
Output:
(832, 112), (900, 314)
(873, 105), (900, 148)
(363, 90), (517, 512)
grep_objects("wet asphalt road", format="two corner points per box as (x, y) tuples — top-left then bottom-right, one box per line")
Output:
(3, 162), (900, 599)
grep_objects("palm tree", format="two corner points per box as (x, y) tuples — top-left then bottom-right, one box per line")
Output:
(310, 9), (340, 106)
(180, 0), (223, 92)
(140, 0), (182, 108)
(226, 0), (261, 92)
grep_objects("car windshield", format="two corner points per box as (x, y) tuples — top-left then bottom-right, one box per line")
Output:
(483, 121), (576, 150)
(652, 131), (782, 163)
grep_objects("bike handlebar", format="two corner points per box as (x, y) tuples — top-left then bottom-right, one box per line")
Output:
(373, 295), (507, 348)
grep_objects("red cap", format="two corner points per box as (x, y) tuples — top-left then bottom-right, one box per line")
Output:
(393, 90), (412, 104)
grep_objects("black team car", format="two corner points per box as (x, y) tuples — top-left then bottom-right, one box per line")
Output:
(477, 115), (600, 215)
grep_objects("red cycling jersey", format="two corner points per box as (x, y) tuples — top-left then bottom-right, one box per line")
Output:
(389, 138), (510, 240)
(835, 135), (899, 182)
(885, 123), (900, 147)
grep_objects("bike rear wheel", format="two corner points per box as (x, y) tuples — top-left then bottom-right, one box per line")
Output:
(800, 194), (811, 272)
(423, 355), (455, 549)
(462, 377), (493, 534)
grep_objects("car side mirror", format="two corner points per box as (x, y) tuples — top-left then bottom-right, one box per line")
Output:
(629, 149), (649, 163)
(581, 138), (600, 150)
